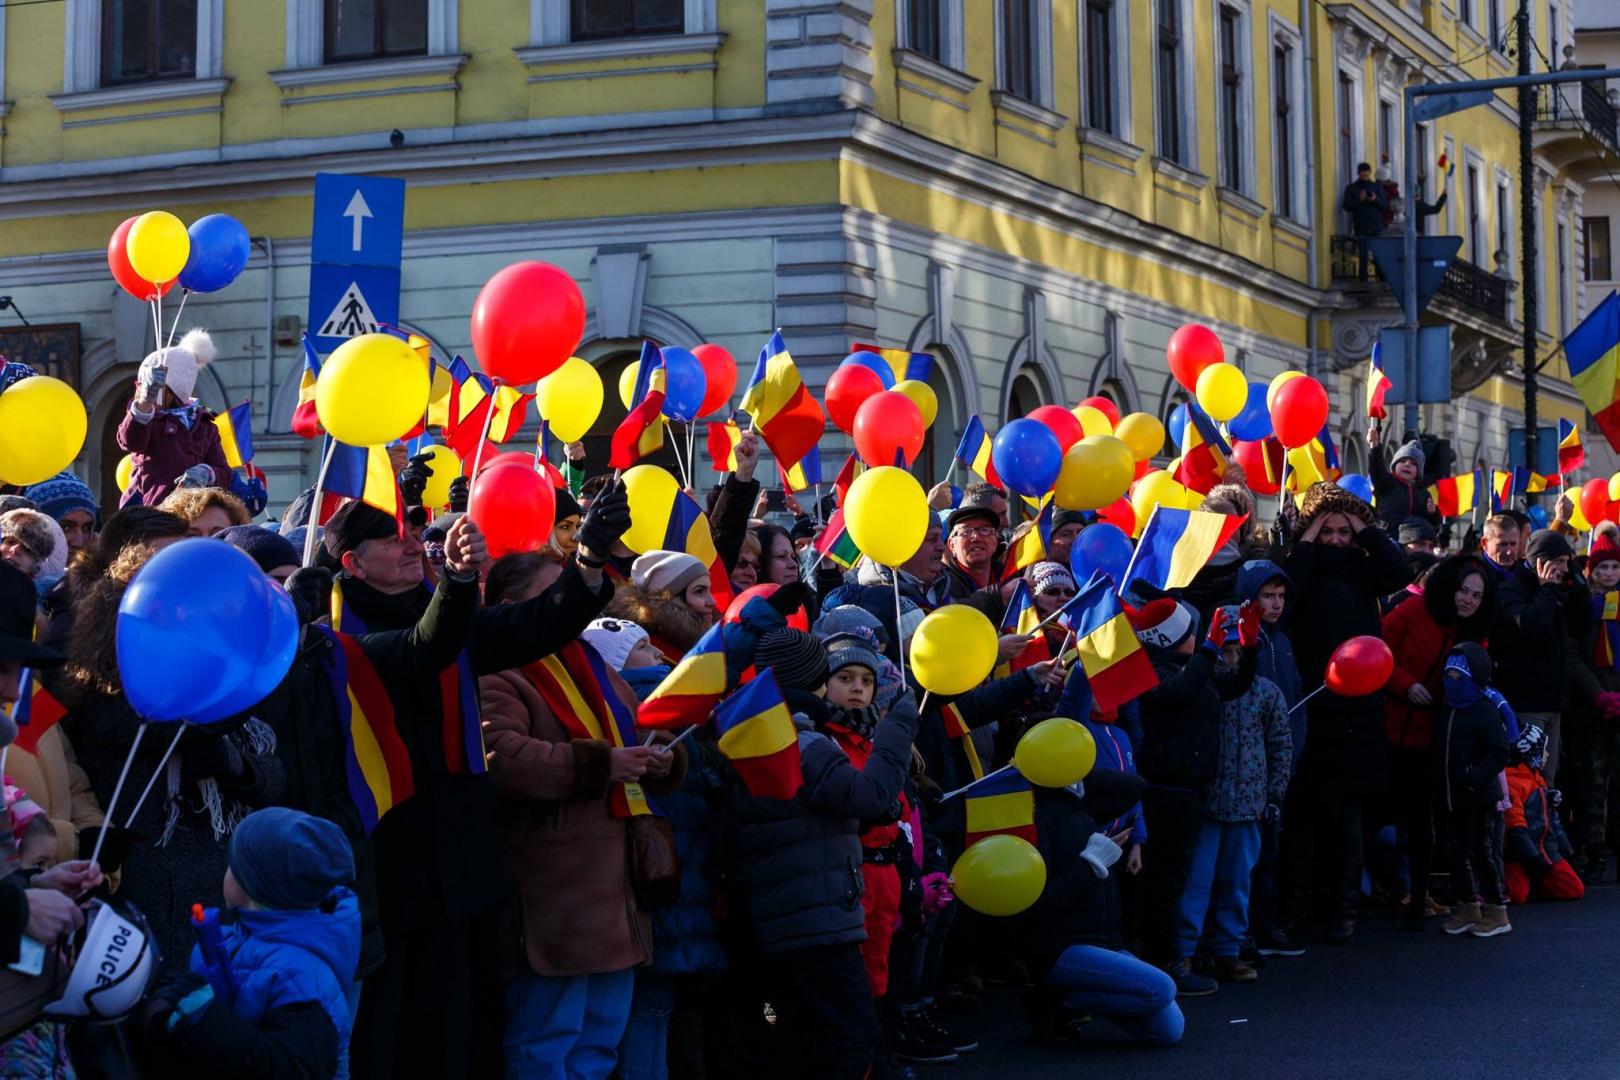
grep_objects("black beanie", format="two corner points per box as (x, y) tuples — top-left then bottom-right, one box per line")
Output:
(323, 500), (399, 559)
(554, 487), (581, 522)
(754, 627), (830, 692)
(1525, 528), (1574, 564)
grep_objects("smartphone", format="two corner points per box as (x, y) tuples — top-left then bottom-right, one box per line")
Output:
(765, 490), (787, 513)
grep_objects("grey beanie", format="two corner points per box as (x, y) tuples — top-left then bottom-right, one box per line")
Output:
(812, 605), (889, 649)
(824, 633), (882, 681)
(1391, 440), (1426, 473)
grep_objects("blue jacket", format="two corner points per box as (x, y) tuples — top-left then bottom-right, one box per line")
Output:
(1082, 718), (1146, 846)
(649, 745), (729, 977)
(1237, 559), (1304, 762)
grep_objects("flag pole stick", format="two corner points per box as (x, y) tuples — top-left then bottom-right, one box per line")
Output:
(811, 483), (822, 526)
(123, 722), (190, 829)
(644, 724), (700, 751)
(892, 571), (908, 690)
(939, 763), (1015, 802)
(466, 378), (503, 498)
(301, 439), (339, 568)
(90, 722), (149, 867)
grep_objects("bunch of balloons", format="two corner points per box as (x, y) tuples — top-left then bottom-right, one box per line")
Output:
(108, 210), (251, 299)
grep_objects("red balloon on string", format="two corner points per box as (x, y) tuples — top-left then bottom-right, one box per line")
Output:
(1167, 324), (1225, 392)
(1095, 496), (1135, 535)
(1325, 635), (1395, 697)
(1078, 395), (1122, 429)
(826, 364), (887, 435)
(1270, 376), (1330, 449)
(853, 391), (925, 467)
(692, 344), (738, 418)
(1028, 404), (1085, 454)
(108, 216), (176, 302)
(1231, 438), (1282, 496)
(724, 584), (810, 631)
(1133, 458), (1153, 481)
(1580, 477), (1610, 528)
(467, 462), (557, 558)
(470, 261), (585, 386)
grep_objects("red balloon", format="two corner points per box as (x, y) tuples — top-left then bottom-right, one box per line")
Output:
(467, 462), (557, 558)
(1167, 324), (1225, 391)
(1095, 496), (1135, 534)
(1581, 477), (1610, 528)
(1325, 635), (1395, 697)
(826, 364), (887, 435)
(108, 216), (176, 302)
(1078, 396), (1122, 429)
(1270, 376), (1330, 449)
(1133, 459), (1153, 481)
(470, 261), (585, 386)
(692, 344), (738, 418)
(724, 583), (809, 631)
(1230, 438), (1282, 496)
(1028, 404), (1085, 454)
(853, 390), (925, 467)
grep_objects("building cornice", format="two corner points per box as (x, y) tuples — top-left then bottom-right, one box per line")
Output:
(48, 77), (231, 114)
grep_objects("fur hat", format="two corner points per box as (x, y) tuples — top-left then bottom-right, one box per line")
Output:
(1130, 597), (1198, 651)
(631, 551), (707, 597)
(1295, 482), (1374, 538)
(138, 328), (215, 402)
(0, 509), (61, 576)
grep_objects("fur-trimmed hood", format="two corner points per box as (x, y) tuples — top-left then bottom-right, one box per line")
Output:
(603, 583), (713, 657)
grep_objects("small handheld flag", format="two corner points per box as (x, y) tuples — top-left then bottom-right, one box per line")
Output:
(1366, 343), (1392, 422)
(213, 400), (255, 470)
(1122, 507), (1247, 594)
(739, 331), (825, 471)
(1558, 418), (1585, 475)
(1065, 571), (1159, 712)
(610, 342), (668, 469)
(712, 669), (802, 800)
(292, 335), (323, 439)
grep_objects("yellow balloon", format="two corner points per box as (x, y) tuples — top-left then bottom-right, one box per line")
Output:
(1054, 435), (1135, 511)
(893, 379), (938, 429)
(1267, 369), (1305, 412)
(1570, 497), (1592, 532)
(316, 333), (431, 446)
(536, 357), (604, 443)
(620, 465), (680, 554)
(0, 377), (87, 486)
(1014, 717), (1098, 788)
(1114, 413), (1165, 461)
(1195, 363), (1247, 423)
(125, 210), (190, 284)
(618, 362), (641, 409)
(1130, 470), (1188, 537)
(1071, 404), (1114, 438)
(845, 466), (928, 566)
(1609, 473), (1620, 502)
(911, 606), (999, 695)
(951, 835), (1047, 917)
(418, 444), (462, 510)
(115, 453), (135, 494)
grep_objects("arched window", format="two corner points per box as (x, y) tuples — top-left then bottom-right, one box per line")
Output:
(916, 346), (963, 489)
(1008, 367), (1048, 420)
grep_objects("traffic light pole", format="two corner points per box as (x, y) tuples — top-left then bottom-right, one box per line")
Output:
(1517, 1), (1538, 474)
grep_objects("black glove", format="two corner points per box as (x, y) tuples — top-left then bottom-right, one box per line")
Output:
(578, 481), (631, 561)
(448, 476), (470, 514)
(180, 732), (244, 789)
(766, 581), (813, 619)
(285, 566), (332, 627)
(399, 452), (434, 507)
(78, 826), (137, 875)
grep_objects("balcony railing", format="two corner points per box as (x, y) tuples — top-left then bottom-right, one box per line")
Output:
(1536, 79), (1619, 155)
(1330, 234), (1510, 323)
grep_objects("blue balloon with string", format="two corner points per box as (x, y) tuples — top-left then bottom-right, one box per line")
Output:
(1227, 380), (1273, 442)
(659, 347), (708, 423)
(179, 214), (251, 293)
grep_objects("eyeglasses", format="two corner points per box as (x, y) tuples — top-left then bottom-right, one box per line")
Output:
(1043, 587), (1077, 597)
(952, 525), (998, 540)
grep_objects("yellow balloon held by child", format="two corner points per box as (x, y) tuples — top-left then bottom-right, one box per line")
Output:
(316, 333), (431, 447)
(951, 835), (1047, 917)
(911, 606), (999, 695)
(536, 357), (604, 443)
(0, 376), (88, 486)
(844, 466), (928, 567)
(125, 210), (190, 284)
(1014, 718), (1097, 788)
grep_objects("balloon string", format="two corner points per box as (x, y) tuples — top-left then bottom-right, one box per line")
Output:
(919, 690), (930, 714)
(892, 572), (908, 691)
(465, 378), (503, 502)
(166, 289), (190, 351)
(1287, 683), (1327, 714)
(149, 298), (161, 355)
(90, 721), (149, 868)
(302, 439), (339, 568)
(123, 722), (189, 829)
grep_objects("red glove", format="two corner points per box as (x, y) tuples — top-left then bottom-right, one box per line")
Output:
(1205, 608), (1230, 651)
(1238, 600), (1262, 648)
(1597, 691), (1620, 719)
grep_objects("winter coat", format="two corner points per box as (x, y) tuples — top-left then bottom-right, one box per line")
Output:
(1504, 763), (1574, 875)
(1136, 645), (1255, 790)
(1205, 676), (1292, 822)
(605, 584), (713, 664)
(1341, 178), (1388, 236)
(116, 404), (231, 509)
(1182, 554), (1243, 628)
(650, 740), (729, 978)
(3, 726), (103, 867)
(1368, 450), (1440, 533)
(481, 661), (687, 979)
(1235, 559), (1303, 709)
(708, 472), (760, 576)
(729, 692), (917, 954)
(1491, 563), (1590, 713)
(1441, 698), (1511, 812)
(1082, 718), (1146, 846)
(1381, 561), (1495, 749)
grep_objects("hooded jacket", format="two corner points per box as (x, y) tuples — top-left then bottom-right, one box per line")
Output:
(1504, 762), (1574, 876)
(1235, 559), (1302, 711)
(1382, 556), (1497, 749)
(1440, 644), (1512, 812)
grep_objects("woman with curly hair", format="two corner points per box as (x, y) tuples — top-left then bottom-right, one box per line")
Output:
(157, 485), (251, 538)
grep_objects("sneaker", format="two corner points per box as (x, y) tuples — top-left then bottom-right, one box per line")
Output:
(1210, 956), (1258, 983)
(1238, 939), (1265, 968)
(1470, 903), (1512, 938)
(915, 1007), (978, 1054)
(1442, 901), (1483, 935)
(1166, 957), (1218, 998)
(894, 1015), (959, 1066)
(1424, 893), (1452, 917)
(1255, 927), (1306, 957)
(1324, 919), (1355, 946)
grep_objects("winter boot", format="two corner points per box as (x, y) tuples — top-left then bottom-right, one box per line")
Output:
(1210, 956), (1258, 983)
(1442, 901), (1483, 935)
(1469, 903), (1512, 938)
(1166, 957), (1217, 997)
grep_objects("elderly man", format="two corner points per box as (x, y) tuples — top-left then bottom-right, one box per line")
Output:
(941, 495), (1003, 602)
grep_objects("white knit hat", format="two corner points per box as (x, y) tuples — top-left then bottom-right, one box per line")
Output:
(581, 617), (652, 672)
(138, 328), (215, 402)
(631, 550), (707, 596)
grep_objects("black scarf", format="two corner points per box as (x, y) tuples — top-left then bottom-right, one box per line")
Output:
(825, 703), (881, 740)
(333, 574), (433, 634)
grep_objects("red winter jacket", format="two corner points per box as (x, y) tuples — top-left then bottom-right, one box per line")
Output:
(116, 405), (231, 509)
(1382, 593), (1461, 749)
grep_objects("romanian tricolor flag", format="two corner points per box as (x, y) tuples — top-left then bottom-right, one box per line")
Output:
(1429, 471), (1481, 518)
(1001, 500), (1053, 581)
(850, 342), (935, 385)
(1565, 291), (1620, 452)
(10, 669), (66, 756)
(611, 342), (668, 470)
(524, 642), (654, 817)
(1594, 592), (1620, 670)
(1065, 571), (1159, 713)
(1122, 507), (1247, 594)
(954, 415), (1001, 487)
(997, 580), (1050, 675)
(1175, 402), (1231, 494)
(321, 628), (414, 833)
(707, 418), (742, 473)
(325, 441), (405, 531)
(213, 400), (254, 470)
(939, 702), (984, 781)
(739, 331), (825, 471)
(814, 508), (862, 569)
(962, 767), (1037, 847)
(663, 486), (732, 611)
(712, 669), (802, 800)
(1367, 343), (1393, 421)
(640, 623), (727, 730)
(292, 334), (323, 439)
(780, 445), (823, 492)
(1558, 418), (1585, 475)
(444, 356), (533, 456)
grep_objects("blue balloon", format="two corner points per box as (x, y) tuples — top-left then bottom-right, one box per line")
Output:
(1071, 523), (1134, 589)
(1166, 403), (1189, 452)
(991, 418), (1063, 497)
(1526, 504), (1550, 530)
(116, 540), (284, 721)
(839, 351), (896, 390)
(178, 214), (251, 294)
(1337, 473), (1375, 503)
(659, 347), (708, 423)
(1227, 380), (1274, 442)
(190, 585), (299, 724)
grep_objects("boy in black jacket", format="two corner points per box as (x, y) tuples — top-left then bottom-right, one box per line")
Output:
(1438, 644), (1514, 938)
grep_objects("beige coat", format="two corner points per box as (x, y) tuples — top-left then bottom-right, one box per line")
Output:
(7, 726), (103, 866)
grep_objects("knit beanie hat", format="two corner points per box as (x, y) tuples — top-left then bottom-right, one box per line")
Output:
(0, 497), (35, 518)
(1589, 529), (1620, 570)
(1391, 440), (1426, 473)
(229, 807), (355, 911)
(0, 509), (59, 571)
(632, 550), (707, 597)
(138, 328), (215, 402)
(1051, 507), (1090, 533)
(581, 617), (652, 672)
(824, 633), (881, 681)
(21, 471), (97, 527)
(219, 525), (300, 576)
(1397, 518), (1438, 545)
(754, 627), (830, 692)
(553, 486), (582, 523)
(1525, 528), (1574, 564)
(0, 361), (38, 394)
(1028, 561), (1076, 596)
(813, 605), (889, 649)
(1130, 597), (1198, 650)
(896, 597), (925, 642)
(1513, 723), (1548, 771)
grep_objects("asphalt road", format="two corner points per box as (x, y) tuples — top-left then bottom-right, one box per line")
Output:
(948, 879), (1620, 1079)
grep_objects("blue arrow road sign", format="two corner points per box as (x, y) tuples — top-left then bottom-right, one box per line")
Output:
(311, 173), (405, 269)
(308, 263), (401, 354)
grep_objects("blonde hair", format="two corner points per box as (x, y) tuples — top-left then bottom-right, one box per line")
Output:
(738, 531), (762, 564)
(158, 486), (249, 527)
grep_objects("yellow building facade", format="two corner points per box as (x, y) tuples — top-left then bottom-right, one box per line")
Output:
(0, 0), (1610, 510)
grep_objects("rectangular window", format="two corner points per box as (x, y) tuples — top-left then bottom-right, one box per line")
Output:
(326, 0), (428, 61)
(101, 0), (197, 85)
(1459, 0), (1472, 27)
(1338, 72), (1356, 186)
(1466, 164), (1483, 261)
(569, 0), (683, 42)
(1217, 4), (1242, 190)
(1002, 0), (1036, 101)
(1377, 100), (1393, 169)
(907, 0), (943, 62)
(1489, 0), (1504, 47)
(1548, 5), (1559, 66)
(1496, 182), (1510, 266)
(1084, 0), (1115, 133)
(1157, 0), (1183, 162)
(1586, 216), (1613, 281)
(1273, 39), (1294, 218)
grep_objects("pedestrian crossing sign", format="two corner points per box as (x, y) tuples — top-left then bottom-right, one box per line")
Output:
(307, 263), (400, 354)
(320, 282), (380, 338)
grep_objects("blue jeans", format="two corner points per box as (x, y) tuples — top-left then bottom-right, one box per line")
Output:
(1178, 820), (1262, 958)
(504, 968), (635, 1080)
(619, 972), (675, 1080)
(1044, 945), (1183, 1045)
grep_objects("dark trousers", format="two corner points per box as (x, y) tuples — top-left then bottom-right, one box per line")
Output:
(765, 943), (879, 1080)
(1279, 783), (1364, 929)
(1390, 746), (1436, 916)
(1575, 716), (1620, 854)
(1447, 806), (1506, 905)
(1247, 816), (1283, 938)
(1139, 785), (1204, 966)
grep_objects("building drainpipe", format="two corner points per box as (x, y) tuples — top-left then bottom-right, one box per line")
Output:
(1301, 0), (1321, 380)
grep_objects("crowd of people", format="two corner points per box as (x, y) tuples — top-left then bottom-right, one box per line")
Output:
(0, 339), (1607, 1080)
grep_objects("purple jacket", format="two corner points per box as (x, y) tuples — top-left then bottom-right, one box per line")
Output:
(116, 405), (231, 509)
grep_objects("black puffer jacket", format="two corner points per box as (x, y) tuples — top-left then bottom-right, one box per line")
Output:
(1136, 644), (1255, 789)
(1490, 562), (1590, 712)
(1441, 644), (1511, 812)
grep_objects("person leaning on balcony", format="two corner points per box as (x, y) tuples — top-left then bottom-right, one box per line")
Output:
(1342, 163), (1388, 282)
